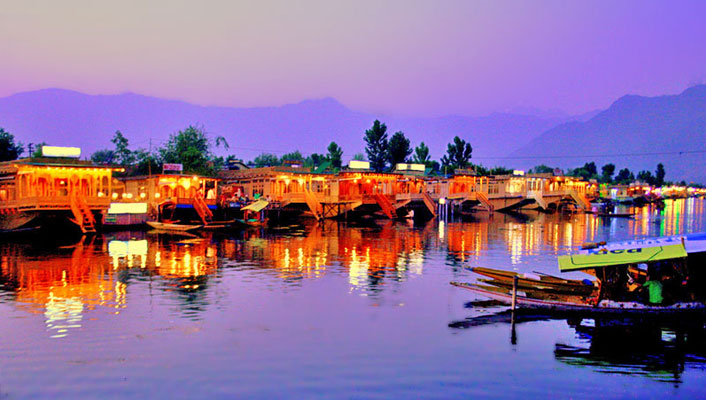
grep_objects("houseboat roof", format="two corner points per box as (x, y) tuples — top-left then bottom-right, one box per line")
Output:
(119, 173), (219, 181)
(558, 243), (687, 272)
(0, 157), (119, 175)
(219, 166), (331, 180)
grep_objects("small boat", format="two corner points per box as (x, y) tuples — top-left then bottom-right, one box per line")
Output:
(468, 267), (596, 296)
(451, 281), (705, 314)
(453, 240), (706, 314)
(146, 221), (202, 232)
(201, 220), (235, 230)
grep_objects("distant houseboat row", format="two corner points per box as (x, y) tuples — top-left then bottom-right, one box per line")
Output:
(1, 148), (704, 234)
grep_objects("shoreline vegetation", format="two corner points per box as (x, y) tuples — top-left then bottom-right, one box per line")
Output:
(0, 121), (702, 189)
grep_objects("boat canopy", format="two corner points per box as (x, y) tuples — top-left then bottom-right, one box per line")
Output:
(241, 199), (269, 212)
(576, 232), (706, 255)
(559, 243), (687, 272)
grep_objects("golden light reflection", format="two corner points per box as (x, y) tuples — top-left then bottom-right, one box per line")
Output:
(1, 242), (122, 339)
(1, 235), (222, 338)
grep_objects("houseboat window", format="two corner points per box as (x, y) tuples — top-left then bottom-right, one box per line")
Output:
(37, 177), (49, 197)
(160, 185), (172, 199)
(102, 176), (109, 193)
(176, 185), (186, 198)
(55, 178), (68, 196)
(0, 189), (6, 201)
(81, 178), (91, 196)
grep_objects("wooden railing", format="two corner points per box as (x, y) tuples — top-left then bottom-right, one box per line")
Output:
(1, 196), (110, 211)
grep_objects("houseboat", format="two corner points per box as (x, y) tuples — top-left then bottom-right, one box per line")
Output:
(111, 173), (220, 226)
(0, 146), (118, 233)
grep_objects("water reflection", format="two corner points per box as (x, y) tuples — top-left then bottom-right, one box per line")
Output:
(0, 199), (704, 343)
(449, 310), (706, 385)
(555, 317), (706, 385)
(218, 220), (434, 294)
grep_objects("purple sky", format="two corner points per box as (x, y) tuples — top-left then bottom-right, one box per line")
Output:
(1, 0), (705, 117)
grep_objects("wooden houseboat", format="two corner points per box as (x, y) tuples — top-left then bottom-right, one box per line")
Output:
(113, 174), (219, 226)
(0, 147), (118, 233)
(524, 174), (593, 212)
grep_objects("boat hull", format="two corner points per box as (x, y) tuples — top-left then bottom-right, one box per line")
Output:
(451, 281), (706, 314)
(146, 221), (202, 232)
(0, 211), (39, 231)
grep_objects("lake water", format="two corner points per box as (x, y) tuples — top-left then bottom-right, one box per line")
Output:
(2, 199), (706, 399)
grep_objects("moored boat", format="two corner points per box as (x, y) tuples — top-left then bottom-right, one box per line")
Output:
(453, 240), (706, 314)
(146, 221), (202, 232)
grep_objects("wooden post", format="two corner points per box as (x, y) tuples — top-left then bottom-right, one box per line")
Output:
(511, 275), (518, 311)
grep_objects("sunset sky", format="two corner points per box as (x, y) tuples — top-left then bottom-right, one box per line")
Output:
(1, 0), (705, 116)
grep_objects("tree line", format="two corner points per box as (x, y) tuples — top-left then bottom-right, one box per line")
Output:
(0, 123), (699, 187)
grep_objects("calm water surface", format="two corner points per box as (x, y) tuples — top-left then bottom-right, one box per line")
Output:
(2, 199), (706, 398)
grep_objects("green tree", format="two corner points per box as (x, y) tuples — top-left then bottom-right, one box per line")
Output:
(0, 128), (24, 161)
(111, 130), (135, 166)
(159, 125), (212, 175)
(91, 149), (116, 164)
(387, 131), (411, 167)
(601, 163), (615, 183)
(655, 163), (666, 187)
(615, 168), (633, 184)
(583, 162), (597, 177)
(489, 166), (514, 175)
(327, 142), (343, 169)
(637, 170), (655, 185)
(305, 153), (327, 168)
(352, 153), (366, 161)
(364, 120), (389, 172)
(441, 136), (472, 171)
(131, 149), (160, 176)
(253, 153), (280, 167)
(412, 142), (430, 165)
(530, 164), (554, 174)
(281, 150), (304, 163)
(29, 142), (47, 158)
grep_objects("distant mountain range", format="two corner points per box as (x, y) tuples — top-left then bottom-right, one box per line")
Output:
(510, 85), (706, 184)
(0, 86), (704, 183)
(0, 89), (568, 166)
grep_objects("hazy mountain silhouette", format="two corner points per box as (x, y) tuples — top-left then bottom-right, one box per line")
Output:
(510, 85), (706, 184)
(0, 89), (562, 164)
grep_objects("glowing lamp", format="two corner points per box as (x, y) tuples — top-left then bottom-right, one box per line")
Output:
(349, 160), (370, 170)
(42, 146), (81, 158)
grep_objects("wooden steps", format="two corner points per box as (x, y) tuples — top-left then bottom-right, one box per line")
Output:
(422, 192), (437, 216)
(474, 192), (494, 213)
(70, 192), (96, 234)
(304, 189), (323, 220)
(569, 190), (592, 210)
(192, 193), (213, 225)
(527, 191), (549, 210)
(373, 193), (395, 219)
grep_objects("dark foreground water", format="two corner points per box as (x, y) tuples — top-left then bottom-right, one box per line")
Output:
(2, 199), (706, 399)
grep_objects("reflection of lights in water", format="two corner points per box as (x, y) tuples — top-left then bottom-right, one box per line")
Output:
(408, 250), (424, 275)
(108, 240), (148, 269)
(438, 221), (445, 240)
(348, 247), (370, 288)
(563, 223), (573, 248)
(44, 293), (83, 339)
(506, 224), (524, 265)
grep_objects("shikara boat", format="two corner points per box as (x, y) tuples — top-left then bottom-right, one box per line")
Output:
(453, 240), (706, 314)
(146, 221), (202, 232)
(468, 267), (596, 296)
